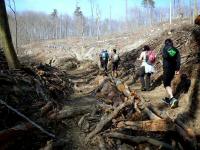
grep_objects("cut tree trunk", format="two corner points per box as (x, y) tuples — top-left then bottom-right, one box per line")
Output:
(117, 119), (175, 132)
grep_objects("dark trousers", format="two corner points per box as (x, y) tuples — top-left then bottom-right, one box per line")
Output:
(138, 66), (151, 90)
(102, 59), (108, 72)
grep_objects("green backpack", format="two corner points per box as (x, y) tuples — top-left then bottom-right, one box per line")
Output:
(167, 47), (177, 58)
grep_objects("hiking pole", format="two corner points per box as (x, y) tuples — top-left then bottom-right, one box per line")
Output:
(0, 99), (56, 139)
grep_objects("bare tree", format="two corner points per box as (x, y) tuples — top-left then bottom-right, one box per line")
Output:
(170, 0), (172, 25)
(8, 0), (18, 52)
(0, 0), (20, 69)
(89, 0), (95, 36)
(194, 0), (198, 20)
(142, 0), (155, 26)
(74, 6), (85, 36)
(125, 0), (128, 30)
(96, 5), (101, 40)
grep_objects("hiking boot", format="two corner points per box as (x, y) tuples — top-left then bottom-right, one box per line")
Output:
(170, 97), (178, 109)
(146, 87), (152, 91)
(141, 87), (146, 91)
(162, 97), (171, 105)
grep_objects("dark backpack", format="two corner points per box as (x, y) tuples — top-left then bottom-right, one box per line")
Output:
(101, 51), (109, 60)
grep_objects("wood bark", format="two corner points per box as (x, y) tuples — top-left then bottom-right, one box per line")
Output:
(117, 119), (175, 132)
(107, 132), (173, 150)
(51, 105), (94, 119)
(85, 99), (134, 143)
(0, 0), (20, 69)
(97, 135), (107, 150)
(0, 123), (32, 142)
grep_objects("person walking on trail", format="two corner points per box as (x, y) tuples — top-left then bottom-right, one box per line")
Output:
(162, 39), (181, 109)
(110, 49), (120, 77)
(137, 45), (156, 91)
(99, 49), (109, 73)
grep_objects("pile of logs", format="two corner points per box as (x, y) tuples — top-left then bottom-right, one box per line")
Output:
(76, 77), (197, 150)
(33, 63), (74, 101)
(0, 64), (74, 149)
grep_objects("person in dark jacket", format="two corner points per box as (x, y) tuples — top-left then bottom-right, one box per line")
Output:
(99, 49), (109, 73)
(162, 39), (181, 108)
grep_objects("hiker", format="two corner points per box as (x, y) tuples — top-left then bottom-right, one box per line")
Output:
(137, 45), (156, 91)
(162, 39), (181, 108)
(110, 49), (120, 77)
(99, 51), (104, 68)
(99, 49), (109, 73)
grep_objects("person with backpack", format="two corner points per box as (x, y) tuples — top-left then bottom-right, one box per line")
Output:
(161, 39), (181, 109)
(110, 49), (120, 77)
(137, 45), (156, 91)
(100, 49), (109, 73)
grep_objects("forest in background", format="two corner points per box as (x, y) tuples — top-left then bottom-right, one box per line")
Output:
(6, 0), (200, 50)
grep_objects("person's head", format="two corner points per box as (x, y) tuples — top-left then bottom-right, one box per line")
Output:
(113, 49), (117, 53)
(165, 38), (173, 47)
(143, 45), (150, 51)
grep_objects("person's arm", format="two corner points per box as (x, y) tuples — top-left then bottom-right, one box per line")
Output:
(175, 50), (181, 73)
(138, 52), (144, 60)
(162, 47), (169, 59)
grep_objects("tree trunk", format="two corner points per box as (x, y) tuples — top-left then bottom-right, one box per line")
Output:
(117, 119), (175, 132)
(0, 0), (20, 69)
(194, 0), (198, 23)
(170, 0), (172, 25)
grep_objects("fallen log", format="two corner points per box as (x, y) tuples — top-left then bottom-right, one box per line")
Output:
(78, 113), (90, 128)
(41, 101), (54, 115)
(175, 124), (197, 149)
(97, 135), (107, 150)
(174, 119), (196, 138)
(0, 123), (32, 142)
(85, 99), (134, 143)
(107, 132), (172, 150)
(51, 105), (95, 119)
(117, 119), (175, 132)
(114, 79), (131, 97)
(0, 99), (56, 138)
(147, 103), (169, 119)
(143, 107), (161, 120)
(39, 140), (53, 150)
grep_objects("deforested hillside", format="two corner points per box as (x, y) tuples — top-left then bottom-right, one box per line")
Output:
(19, 20), (190, 67)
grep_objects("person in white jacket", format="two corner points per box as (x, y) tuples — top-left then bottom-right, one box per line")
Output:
(137, 45), (155, 91)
